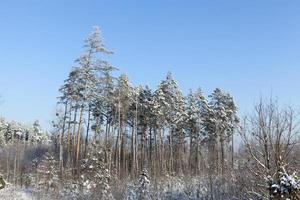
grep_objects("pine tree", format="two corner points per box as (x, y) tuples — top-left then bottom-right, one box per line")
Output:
(153, 72), (186, 173)
(114, 74), (134, 178)
(202, 88), (239, 197)
(209, 88), (238, 176)
(138, 168), (152, 200)
(92, 60), (118, 167)
(37, 152), (59, 193)
(186, 88), (207, 174)
(81, 144), (115, 200)
(136, 86), (154, 174)
(63, 26), (113, 176)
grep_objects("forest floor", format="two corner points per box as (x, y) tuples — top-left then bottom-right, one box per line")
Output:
(0, 185), (34, 200)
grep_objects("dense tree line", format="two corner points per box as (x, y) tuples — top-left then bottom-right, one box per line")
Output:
(55, 26), (240, 190)
(0, 118), (49, 187)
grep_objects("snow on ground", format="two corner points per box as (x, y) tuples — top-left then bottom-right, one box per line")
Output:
(0, 185), (34, 200)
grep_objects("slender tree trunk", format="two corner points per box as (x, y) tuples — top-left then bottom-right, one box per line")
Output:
(71, 107), (78, 172)
(107, 121), (113, 172)
(104, 117), (110, 164)
(196, 138), (201, 175)
(154, 126), (158, 177)
(209, 139), (215, 200)
(120, 115), (126, 178)
(84, 104), (91, 158)
(131, 126), (136, 177)
(210, 175), (214, 200)
(134, 99), (138, 175)
(189, 131), (193, 173)
(177, 128), (184, 174)
(66, 107), (72, 169)
(157, 127), (163, 175)
(149, 127), (153, 176)
(7, 148), (10, 182)
(115, 100), (122, 177)
(131, 99), (138, 177)
(161, 127), (165, 174)
(231, 133), (234, 169)
(220, 136), (226, 197)
(220, 137), (225, 177)
(169, 127), (174, 173)
(59, 101), (68, 180)
(135, 124), (139, 174)
(14, 135), (19, 186)
(76, 105), (85, 177)
(17, 138), (21, 186)
(114, 125), (120, 175)
(141, 127), (146, 170)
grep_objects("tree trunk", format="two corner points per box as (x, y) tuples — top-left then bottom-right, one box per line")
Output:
(66, 106), (72, 169)
(120, 115), (126, 178)
(189, 131), (193, 173)
(169, 127), (174, 173)
(59, 101), (68, 180)
(71, 107), (78, 172)
(149, 127), (153, 176)
(231, 133), (234, 169)
(84, 104), (91, 158)
(75, 105), (85, 177)
(6, 149), (10, 182)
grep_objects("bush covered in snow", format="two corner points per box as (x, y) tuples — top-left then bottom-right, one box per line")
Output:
(267, 167), (300, 200)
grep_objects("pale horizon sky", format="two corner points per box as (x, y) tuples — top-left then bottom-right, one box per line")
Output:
(0, 0), (300, 129)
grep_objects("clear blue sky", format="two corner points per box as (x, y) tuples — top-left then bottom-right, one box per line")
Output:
(0, 0), (299, 129)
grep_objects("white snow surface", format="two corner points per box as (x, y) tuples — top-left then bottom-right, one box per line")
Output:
(0, 185), (34, 200)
